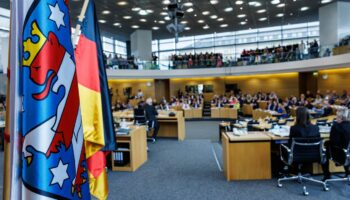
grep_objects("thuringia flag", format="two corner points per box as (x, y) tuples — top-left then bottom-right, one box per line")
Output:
(7, 0), (91, 199)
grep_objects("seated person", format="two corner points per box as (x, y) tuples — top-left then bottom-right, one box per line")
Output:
(322, 108), (350, 180)
(268, 99), (279, 111)
(182, 100), (191, 110)
(289, 107), (320, 145)
(216, 99), (224, 108)
(144, 98), (160, 141)
(114, 100), (125, 111)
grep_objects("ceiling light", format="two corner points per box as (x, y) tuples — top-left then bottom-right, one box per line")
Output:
(139, 10), (148, 15)
(220, 24), (228, 28)
(102, 10), (110, 15)
(276, 13), (284, 17)
(259, 17), (267, 21)
(217, 18), (224, 21)
(123, 16), (132, 19)
(249, 1), (262, 7)
(140, 18), (147, 22)
(271, 0), (280, 5)
(257, 9), (266, 13)
(152, 27), (159, 30)
(203, 25), (210, 29)
(186, 8), (194, 12)
(321, 0), (332, 3)
(235, 0), (244, 5)
(132, 7), (141, 11)
(240, 21), (247, 25)
(197, 19), (205, 23)
(237, 14), (246, 18)
(224, 7), (233, 12)
(210, 15), (218, 19)
(113, 22), (121, 26)
(162, 0), (171, 4)
(202, 11), (210, 15)
(117, 1), (128, 6)
(146, 9), (154, 13)
(158, 20), (165, 24)
(160, 12), (167, 15)
(277, 3), (285, 7)
(131, 25), (139, 29)
(300, 7), (309, 11)
(164, 16), (171, 20)
(210, 0), (219, 4)
(183, 2), (193, 7)
(181, 21), (188, 24)
(98, 19), (106, 23)
(185, 27), (191, 30)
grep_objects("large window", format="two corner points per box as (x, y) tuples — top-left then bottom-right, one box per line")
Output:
(153, 21), (320, 61)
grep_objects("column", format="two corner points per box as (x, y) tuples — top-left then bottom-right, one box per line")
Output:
(130, 30), (152, 61)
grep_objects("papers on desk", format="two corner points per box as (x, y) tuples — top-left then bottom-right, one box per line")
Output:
(319, 126), (331, 133)
(231, 128), (248, 136)
(270, 126), (290, 137)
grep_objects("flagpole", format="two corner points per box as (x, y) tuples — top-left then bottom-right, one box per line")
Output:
(3, 1), (12, 199)
(73, 0), (89, 47)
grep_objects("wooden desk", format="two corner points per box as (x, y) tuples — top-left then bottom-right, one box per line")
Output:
(211, 108), (220, 118)
(211, 108), (238, 119)
(222, 132), (272, 181)
(112, 126), (147, 172)
(183, 109), (193, 119)
(157, 111), (186, 141)
(192, 108), (203, 118)
(258, 101), (268, 110)
(113, 110), (186, 141)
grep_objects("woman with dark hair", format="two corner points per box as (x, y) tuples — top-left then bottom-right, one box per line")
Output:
(289, 107), (320, 144)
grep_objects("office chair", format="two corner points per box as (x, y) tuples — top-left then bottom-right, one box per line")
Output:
(324, 142), (350, 190)
(277, 138), (328, 196)
(133, 108), (155, 143)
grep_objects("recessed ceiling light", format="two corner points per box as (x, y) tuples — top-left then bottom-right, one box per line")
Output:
(165, 16), (171, 20)
(131, 25), (139, 29)
(276, 13), (284, 17)
(162, 0), (170, 4)
(132, 7), (141, 11)
(181, 21), (188, 24)
(271, 0), (280, 5)
(139, 10), (148, 15)
(235, 0), (244, 5)
(300, 7), (309, 11)
(224, 7), (233, 12)
(113, 22), (121, 26)
(198, 19), (205, 23)
(257, 9), (266, 13)
(152, 27), (159, 30)
(158, 20), (165, 24)
(146, 9), (154, 13)
(185, 27), (191, 30)
(237, 14), (246, 18)
(217, 18), (224, 21)
(202, 11), (210, 15)
(240, 21), (247, 25)
(160, 12), (168, 15)
(321, 0), (332, 4)
(259, 17), (267, 21)
(186, 8), (194, 12)
(220, 24), (228, 28)
(117, 1), (128, 6)
(277, 3), (285, 7)
(210, 0), (219, 4)
(203, 25), (210, 29)
(249, 1), (262, 7)
(240, 7), (243, 10)
(183, 2), (193, 7)
(98, 19), (106, 23)
(140, 18), (147, 22)
(102, 10), (110, 15)
(123, 16), (132, 19)
(210, 15), (218, 19)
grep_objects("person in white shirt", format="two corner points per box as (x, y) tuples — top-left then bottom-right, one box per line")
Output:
(136, 89), (144, 99)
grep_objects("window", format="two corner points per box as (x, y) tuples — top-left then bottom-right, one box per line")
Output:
(115, 40), (127, 57)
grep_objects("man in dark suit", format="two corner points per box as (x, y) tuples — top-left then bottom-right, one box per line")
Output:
(144, 98), (160, 142)
(322, 109), (350, 180)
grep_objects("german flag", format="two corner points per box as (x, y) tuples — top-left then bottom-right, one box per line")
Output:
(75, 0), (116, 199)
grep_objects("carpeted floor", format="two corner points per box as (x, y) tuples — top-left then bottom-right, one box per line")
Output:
(1, 121), (350, 199)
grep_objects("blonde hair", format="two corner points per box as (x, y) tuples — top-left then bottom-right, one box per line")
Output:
(337, 108), (350, 122)
(146, 97), (153, 105)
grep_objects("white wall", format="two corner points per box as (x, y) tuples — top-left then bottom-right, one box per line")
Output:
(0, 37), (9, 74)
(130, 30), (152, 61)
